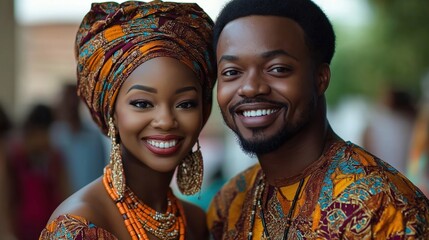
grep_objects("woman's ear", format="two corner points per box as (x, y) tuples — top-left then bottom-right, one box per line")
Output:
(316, 63), (331, 96)
(113, 116), (117, 127)
(112, 111), (118, 128)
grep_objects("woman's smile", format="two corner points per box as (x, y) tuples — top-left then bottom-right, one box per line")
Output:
(144, 135), (183, 156)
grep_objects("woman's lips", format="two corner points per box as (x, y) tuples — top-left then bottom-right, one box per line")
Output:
(144, 135), (182, 155)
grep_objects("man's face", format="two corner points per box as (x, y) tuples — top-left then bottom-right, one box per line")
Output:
(216, 16), (320, 155)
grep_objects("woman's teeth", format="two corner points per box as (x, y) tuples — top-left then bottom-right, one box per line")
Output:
(147, 140), (177, 148)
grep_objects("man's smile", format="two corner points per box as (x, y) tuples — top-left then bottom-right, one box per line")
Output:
(233, 103), (286, 128)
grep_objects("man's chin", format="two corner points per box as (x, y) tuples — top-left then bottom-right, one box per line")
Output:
(237, 137), (280, 156)
(235, 127), (298, 155)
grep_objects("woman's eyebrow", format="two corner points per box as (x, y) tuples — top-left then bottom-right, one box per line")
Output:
(127, 85), (157, 94)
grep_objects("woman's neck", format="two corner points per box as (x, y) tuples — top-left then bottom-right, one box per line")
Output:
(121, 147), (175, 212)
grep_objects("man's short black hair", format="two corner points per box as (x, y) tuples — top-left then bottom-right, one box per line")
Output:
(214, 0), (336, 64)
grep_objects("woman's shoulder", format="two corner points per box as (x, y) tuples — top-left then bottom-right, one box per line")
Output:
(180, 200), (209, 240)
(41, 177), (120, 239)
(48, 178), (105, 221)
(39, 214), (117, 240)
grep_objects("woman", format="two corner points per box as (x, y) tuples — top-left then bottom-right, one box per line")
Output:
(40, 1), (215, 239)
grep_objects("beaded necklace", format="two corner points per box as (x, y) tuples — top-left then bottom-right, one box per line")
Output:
(247, 140), (344, 239)
(103, 166), (186, 240)
(248, 173), (305, 240)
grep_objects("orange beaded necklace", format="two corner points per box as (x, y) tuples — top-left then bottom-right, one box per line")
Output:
(103, 166), (187, 240)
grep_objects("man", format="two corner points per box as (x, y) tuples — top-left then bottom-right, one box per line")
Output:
(207, 0), (429, 239)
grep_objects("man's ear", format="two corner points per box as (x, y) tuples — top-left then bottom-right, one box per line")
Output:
(316, 63), (331, 96)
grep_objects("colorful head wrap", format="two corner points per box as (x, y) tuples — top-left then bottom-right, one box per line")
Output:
(75, 0), (216, 135)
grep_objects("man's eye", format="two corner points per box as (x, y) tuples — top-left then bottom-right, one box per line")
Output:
(130, 100), (153, 109)
(223, 69), (240, 76)
(270, 67), (290, 73)
(177, 101), (197, 109)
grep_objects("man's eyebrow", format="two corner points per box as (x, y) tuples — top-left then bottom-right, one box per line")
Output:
(127, 85), (157, 93)
(175, 86), (197, 94)
(261, 49), (298, 61)
(218, 55), (239, 64)
(218, 49), (298, 64)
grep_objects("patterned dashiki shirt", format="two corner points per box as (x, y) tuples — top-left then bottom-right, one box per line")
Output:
(207, 140), (429, 239)
(39, 214), (117, 240)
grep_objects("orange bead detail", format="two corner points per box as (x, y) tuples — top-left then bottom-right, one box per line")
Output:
(103, 166), (186, 240)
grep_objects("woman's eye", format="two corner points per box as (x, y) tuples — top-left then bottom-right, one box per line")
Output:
(177, 101), (197, 109)
(130, 100), (153, 109)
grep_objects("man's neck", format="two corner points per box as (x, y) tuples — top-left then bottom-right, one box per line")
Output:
(257, 119), (338, 186)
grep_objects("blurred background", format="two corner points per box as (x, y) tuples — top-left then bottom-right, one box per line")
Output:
(0, 0), (428, 239)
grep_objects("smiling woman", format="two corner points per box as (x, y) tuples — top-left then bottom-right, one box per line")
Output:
(38, 1), (216, 239)
(114, 57), (203, 173)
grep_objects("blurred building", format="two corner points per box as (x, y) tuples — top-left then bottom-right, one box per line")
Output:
(15, 23), (78, 119)
(0, 0), (16, 120)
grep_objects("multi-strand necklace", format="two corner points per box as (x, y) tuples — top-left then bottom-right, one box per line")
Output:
(248, 172), (305, 240)
(247, 140), (344, 239)
(103, 166), (186, 240)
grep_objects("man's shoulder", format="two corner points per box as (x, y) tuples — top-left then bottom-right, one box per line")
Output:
(324, 141), (428, 205)
(209, 164), (260, 209)
(220, 164), (261, 193)
(332, 141), (404, 176)
(207, 164), (261, 231)
(314, 142), (429, 237)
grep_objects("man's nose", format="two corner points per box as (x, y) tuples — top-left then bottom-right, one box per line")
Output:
(237, 71), (271, 98)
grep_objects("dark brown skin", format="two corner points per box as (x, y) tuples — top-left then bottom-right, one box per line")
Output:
(216, 16), (340, 185)
(48, 58), (209, 239)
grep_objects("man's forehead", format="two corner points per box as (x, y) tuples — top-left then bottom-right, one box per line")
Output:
(216, 16), (307, 60)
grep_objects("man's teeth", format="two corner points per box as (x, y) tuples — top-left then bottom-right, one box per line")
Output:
(243, 109), (278, 117)
(147, 140), (177, 148)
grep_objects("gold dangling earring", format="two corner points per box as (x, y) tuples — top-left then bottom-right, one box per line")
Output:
(108, 118), (125, 199)
(177, 140), (204, 195)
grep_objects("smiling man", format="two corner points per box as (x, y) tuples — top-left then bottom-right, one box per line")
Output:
(207, 0), (429, 239)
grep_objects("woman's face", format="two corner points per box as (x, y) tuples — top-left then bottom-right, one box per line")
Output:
(114, 57), (203, 173)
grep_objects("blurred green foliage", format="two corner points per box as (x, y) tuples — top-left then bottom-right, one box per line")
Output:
(327, 0), (429, 106)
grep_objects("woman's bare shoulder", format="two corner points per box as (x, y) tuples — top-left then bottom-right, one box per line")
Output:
(48, 177), (111, 226)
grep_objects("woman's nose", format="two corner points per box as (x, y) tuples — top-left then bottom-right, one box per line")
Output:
(151, 106), (178, 130)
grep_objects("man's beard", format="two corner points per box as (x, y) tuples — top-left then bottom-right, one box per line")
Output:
(234, 120), (302, 155)
(221, 97), (316, 156)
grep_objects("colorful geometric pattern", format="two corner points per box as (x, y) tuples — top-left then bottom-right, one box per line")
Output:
(39, 214), (117, 239)
(208, 141), (429, 239)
